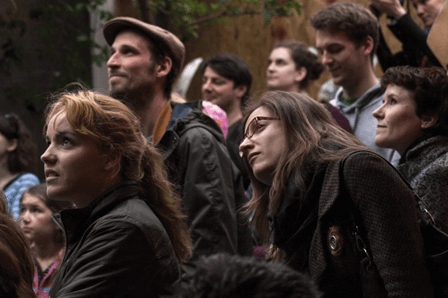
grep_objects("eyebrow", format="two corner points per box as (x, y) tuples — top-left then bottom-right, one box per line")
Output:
(45, 130), (77, 140)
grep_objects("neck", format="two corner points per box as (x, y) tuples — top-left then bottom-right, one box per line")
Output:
(138, 93), (169, 137)
(34, 240), (63, 270)
(0, 165), (17, 189)
(285, 84), (303, 94)
(342, 67), (379, 99)
(226, 108), (243, 127)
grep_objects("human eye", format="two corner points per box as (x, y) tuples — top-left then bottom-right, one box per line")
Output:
(327, 45), (343, 54)
(63, 138), (73, 146)
(20, 207), (26, 214)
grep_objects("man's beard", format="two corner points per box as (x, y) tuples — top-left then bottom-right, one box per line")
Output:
(109, 84), (154, 112)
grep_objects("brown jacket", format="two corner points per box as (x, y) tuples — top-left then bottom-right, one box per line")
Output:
(275, 151), (433, 297)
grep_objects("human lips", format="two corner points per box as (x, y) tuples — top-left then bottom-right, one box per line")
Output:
(247, 152), (260, 166)
(45, 169), (59, 182)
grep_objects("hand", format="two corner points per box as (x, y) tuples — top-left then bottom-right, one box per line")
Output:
(368, 0), (407, 19)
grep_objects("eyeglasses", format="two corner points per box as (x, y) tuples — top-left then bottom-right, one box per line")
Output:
(243, 116), (280, 140)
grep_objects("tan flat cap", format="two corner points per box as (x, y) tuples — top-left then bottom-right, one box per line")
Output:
(103, 17), (185, 77)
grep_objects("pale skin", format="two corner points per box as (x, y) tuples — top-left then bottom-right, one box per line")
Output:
(315, 30), (379, 99)
(368, 0), (407, 19)
(0, 135), (18, 189)
(107, 30), (173, 137)
(20, 194), (63, 270)
(201, 66), (247, 127)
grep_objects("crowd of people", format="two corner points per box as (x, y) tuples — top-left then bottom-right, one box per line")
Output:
(1, 0), (448, 297)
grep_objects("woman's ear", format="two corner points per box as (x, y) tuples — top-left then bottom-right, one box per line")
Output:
(294, 67), (308, 84)
(421, 114), (438, 129)
(105, 151), (122, 178)
(6, 139), (18, 152)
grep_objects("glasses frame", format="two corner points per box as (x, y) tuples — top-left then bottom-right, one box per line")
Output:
(243, 116), (280, 140)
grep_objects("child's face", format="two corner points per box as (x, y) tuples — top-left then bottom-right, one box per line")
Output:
(20, 194), (59, 244)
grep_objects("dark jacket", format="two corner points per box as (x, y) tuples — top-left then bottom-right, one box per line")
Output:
(271, 150), (433, 297)
(50, 181), (180, 298)
(377, 13), (441, 71)
(154, 101), (252, 276)
(398, 136), (448, 233)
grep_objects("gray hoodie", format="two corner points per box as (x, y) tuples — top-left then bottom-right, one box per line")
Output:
(330, 82), (399, 164)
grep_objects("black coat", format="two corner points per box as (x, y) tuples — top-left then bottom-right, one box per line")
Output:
(51, 181), (180, 298)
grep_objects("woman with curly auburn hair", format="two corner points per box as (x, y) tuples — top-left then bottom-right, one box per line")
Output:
(0, 113), (39, 220)
(41, 89), (192, 297)
(373, 66), (448, 232)
(239, 91), (433, 297)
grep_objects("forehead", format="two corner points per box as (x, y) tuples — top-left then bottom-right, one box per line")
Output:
(269, 47), (293, 60)
(315, 29), (354, 48)
(112, 30), (152, 51)
(245, 107), (273, 128)
(21, 193), (45, 206)
(203, 66), (232, 81)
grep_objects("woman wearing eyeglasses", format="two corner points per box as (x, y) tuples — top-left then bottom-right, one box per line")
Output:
(239, 91), (433, 297)
(0, 113), (40, 220)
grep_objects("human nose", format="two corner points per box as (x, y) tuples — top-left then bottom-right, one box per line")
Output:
(20, 210), (31, 225)
(415, 4), (424, 19)
(372, 103), (384, 119)
(267, 61), (275, 73)
(202, 79), (212, 92)
(321, 51), (333, 66)
(107, 51), (120, 69)
(239, 136), (254, 158)
(41, 144), (56, 165)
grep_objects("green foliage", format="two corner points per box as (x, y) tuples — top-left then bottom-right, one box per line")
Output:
(1, 0), (301, 113)
(145, 0), (302, 40)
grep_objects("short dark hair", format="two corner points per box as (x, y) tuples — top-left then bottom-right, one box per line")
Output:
(179, 253), (322, 298)
(272, 40), (324, 89)
(310, 1), (379, 58)
(382, 66), (448, 136)
(201, 53), (253, 109)
(0, 113), (37, 174)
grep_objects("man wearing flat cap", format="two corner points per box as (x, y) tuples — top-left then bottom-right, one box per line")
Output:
(103, 16), (252, 284)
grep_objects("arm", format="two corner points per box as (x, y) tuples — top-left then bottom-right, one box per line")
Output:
(53, 219), (173, 298)
(175, 126), (245, 270)
(343, 152), (433, 297)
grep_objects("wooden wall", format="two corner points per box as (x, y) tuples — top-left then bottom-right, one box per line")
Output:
(115, 0), (423, 101)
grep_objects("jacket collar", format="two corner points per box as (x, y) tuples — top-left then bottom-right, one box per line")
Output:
(53, 180), (139, 248)
(397, 135), (448, 182)
(332, 82), (383, 113)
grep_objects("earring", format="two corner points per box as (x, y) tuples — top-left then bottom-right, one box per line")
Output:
(239, 151), (243, 158)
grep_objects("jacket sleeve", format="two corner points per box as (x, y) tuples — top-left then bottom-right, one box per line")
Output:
(51, 219), (173, 298)
(343, 152), (433, 297)
(386, 13), (441, 68)
(412, 157), (448, 233)
(174, 126), (251, 275)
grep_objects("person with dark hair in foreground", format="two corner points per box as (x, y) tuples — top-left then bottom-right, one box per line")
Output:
(373, 66), (448, 232)
(239, 91), (433, 297)
(179, 253), (322, 298)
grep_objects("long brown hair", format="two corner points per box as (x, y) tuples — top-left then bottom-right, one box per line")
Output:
(242, 91), (368, 255)
(0, 191), (35, 298)
(44, 89), (192, 263)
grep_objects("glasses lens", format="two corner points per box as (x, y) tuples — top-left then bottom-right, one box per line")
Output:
(246, 118), (259, 139)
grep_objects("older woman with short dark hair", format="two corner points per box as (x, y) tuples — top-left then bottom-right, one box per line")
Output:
(373, 66), (448, 232)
